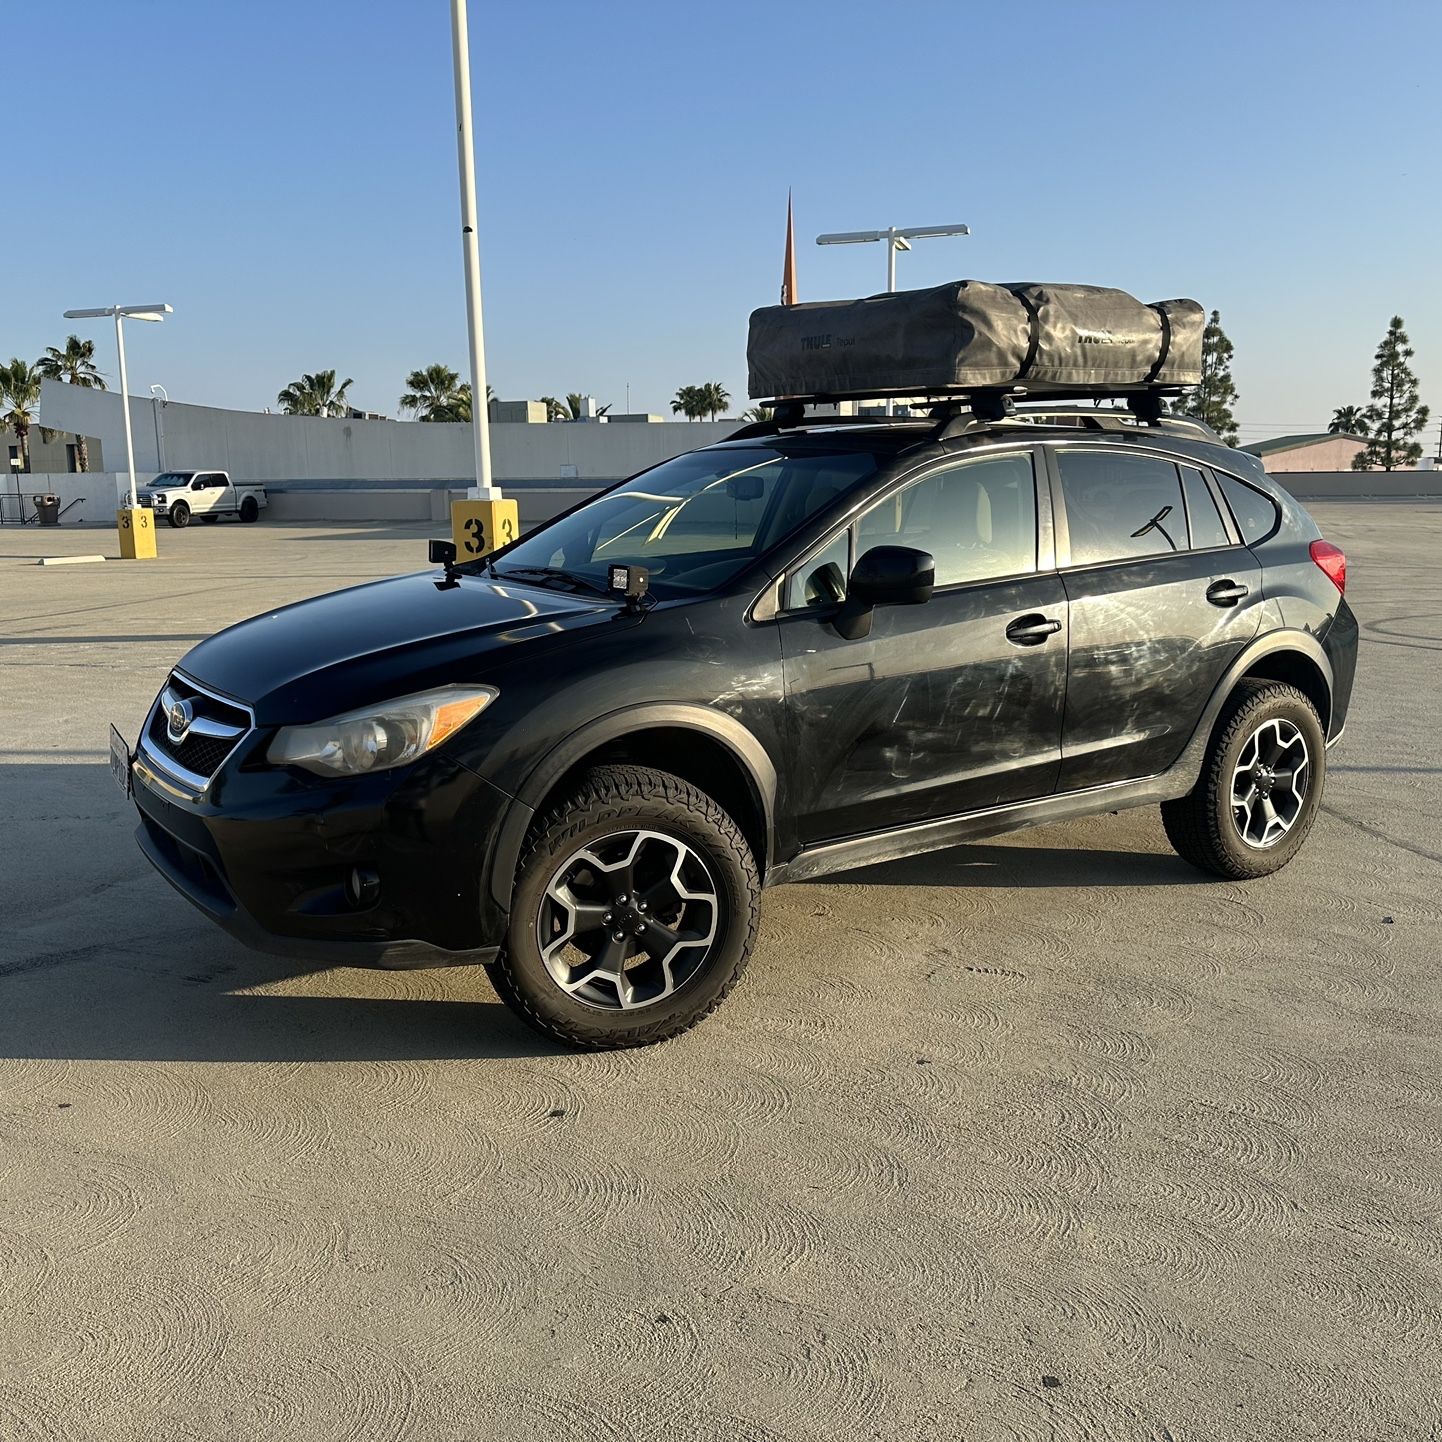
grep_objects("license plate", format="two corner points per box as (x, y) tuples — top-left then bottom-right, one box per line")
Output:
(109, 724), (133, 799)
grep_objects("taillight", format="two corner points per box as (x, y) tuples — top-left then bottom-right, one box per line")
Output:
(1310, 539), (1346, 594)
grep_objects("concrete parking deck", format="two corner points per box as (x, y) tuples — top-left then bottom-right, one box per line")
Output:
(2, 509), (1439, 1438)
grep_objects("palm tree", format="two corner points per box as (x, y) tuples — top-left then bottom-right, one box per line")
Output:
(671, 385), (704, 421)
(700, 381), (730, 421)
(539, 395), (566, 422)
(277, 369), (355, 417)
(741, 405), (773, 424)
(35, 335), (106, 471)
(432, 382), (473, 422)
(0, 359), (42, 471)
(1329, 404), (1370, 437)
(399, 363), (461, 421)
(671, 383), (729, 421)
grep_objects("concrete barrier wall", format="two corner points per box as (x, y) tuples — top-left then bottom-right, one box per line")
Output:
(1272, 470), (1442, 500)
(19, 465), (1442, 531)
(6, 472), (601, 530)
(38, 381), (736, 485)
(1, 472), (143, 528)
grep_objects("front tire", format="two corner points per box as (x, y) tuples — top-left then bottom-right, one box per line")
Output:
(1161, 680), (1326, 879)
(492, 765), (760, 1049)
(168, 501), (190, 529)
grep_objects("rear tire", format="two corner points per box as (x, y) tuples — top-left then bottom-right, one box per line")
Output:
(168, 501), (190, 528)
(1161, 680), (1326, 879)
(239, 496), (259, 523)
(491, 765), (760, 1049)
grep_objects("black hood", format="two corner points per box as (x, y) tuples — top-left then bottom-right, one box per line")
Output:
(178, 570), (629, 725)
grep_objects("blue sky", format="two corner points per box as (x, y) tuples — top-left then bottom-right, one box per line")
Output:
(10, 0), (1440, 445)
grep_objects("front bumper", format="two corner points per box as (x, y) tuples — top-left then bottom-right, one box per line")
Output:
(131, 741), (522, 968)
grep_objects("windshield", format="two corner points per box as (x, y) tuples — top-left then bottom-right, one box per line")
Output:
(148, 473), (193, 488)
(490, 447), (880, 595)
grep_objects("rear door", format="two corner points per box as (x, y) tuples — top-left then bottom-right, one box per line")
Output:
(777, 446), (1069, 844)
(1049, 446), (1262, 791)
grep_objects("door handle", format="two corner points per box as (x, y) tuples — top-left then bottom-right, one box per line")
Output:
(1005, 613), (1063, 646)
(1206, 579), (1249, 607)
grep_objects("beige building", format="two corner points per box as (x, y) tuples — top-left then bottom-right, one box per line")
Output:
(1242, 432), (1370, 473)
(2, 424), (105, 476)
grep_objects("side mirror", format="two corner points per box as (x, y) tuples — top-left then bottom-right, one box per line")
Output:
(835, 545), (934, 639)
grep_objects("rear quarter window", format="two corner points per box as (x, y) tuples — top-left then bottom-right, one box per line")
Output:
(1216, 472), (1280, 544)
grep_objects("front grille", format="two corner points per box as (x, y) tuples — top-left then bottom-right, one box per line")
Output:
(143, 673), (252, 784)
(148, 725), (237, 777)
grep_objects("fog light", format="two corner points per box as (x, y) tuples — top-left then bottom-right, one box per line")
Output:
(347, 867), (381, 909)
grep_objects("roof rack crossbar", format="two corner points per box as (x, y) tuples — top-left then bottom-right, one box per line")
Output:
(724, 394), (1219, 447)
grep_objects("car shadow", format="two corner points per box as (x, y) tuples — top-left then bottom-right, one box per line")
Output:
(1, 760), (569, 1064)
(801, 841), (1208, 889)
(1, 934), (566, 1065)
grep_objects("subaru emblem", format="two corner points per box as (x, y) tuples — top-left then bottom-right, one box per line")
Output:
(167, 697), (194, 741)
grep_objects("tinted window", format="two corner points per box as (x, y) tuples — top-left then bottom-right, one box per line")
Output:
(1180, 466), (1230, 549)
(785, 529), (850, 610)
(857, 453), (1037, 587)
(1057, 452), (1187, 565)
(1216, 472), (1280, 544)
(494, 446), (879, 596)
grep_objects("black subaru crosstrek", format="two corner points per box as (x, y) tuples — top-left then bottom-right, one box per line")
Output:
(117, 404), (1357, 1048)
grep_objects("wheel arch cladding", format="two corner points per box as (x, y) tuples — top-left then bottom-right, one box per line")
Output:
(489, 706), (777, 912)
(542, 726), (771, 866)
(1237, 648), (1331, 734)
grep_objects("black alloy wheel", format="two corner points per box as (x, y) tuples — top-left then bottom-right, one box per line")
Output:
(1162, 680), (1326, 879)
(492, 765), (760, 1048)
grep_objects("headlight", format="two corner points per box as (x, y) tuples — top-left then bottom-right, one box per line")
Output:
(152, 493), (166, 503)
(267, 685), (498, 777)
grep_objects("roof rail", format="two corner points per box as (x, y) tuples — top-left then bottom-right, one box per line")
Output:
(723, 409), (924, 443)
(931, 402), (1220, 444)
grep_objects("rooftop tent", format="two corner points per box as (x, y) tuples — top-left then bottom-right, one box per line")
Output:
(747, 281), (1205, 402)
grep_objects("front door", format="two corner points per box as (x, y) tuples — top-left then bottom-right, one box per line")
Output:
(1050, 448), (1262, 791)
(778, 449), (1069, 846)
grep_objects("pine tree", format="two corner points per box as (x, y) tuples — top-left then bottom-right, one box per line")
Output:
(1355, 316), (1429, 472)
(1173, 310), (1240, 444)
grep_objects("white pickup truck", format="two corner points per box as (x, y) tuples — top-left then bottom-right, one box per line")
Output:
(138, 471), (268, 528)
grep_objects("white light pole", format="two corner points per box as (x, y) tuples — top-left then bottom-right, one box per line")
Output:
(63, 304), (173, 508)
(449, 0), (495, 500)
(149, 383), (169, 470)
(815, 223), (972, 294)
(815, 224), (970, 412)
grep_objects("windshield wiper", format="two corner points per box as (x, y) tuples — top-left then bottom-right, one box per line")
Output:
(492, 564), (612, 598)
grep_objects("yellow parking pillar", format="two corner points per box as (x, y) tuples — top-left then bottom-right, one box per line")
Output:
(451, 495), (519, 562)
(116, 506), (157, 560)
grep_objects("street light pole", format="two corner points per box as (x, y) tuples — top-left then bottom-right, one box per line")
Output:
(149, 384), (168, 471)
(816, 221), (971, 294)
(449, 0), (494, 500)
(113, 309), (138, 508)
(63, 303), (172, 557)
(816, 222), (971, 412)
